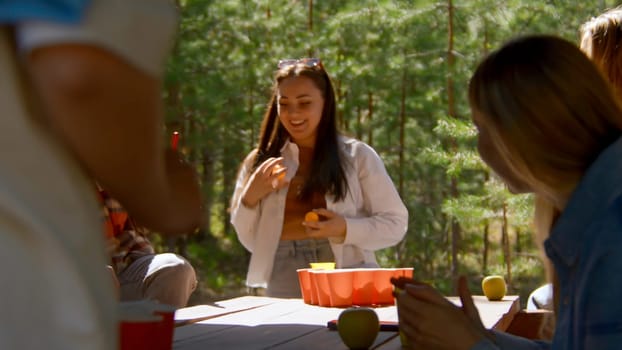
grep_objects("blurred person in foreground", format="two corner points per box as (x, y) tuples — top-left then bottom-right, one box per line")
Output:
(393, 35), (622, 349)
(0, 0), (202, 349)
(230, 58), (408, 297)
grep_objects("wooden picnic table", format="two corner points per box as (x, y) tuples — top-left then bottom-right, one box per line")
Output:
(173, 295), (520, 350)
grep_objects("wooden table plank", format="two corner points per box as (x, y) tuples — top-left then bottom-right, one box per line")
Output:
(447, 295), (520, 330)
(184, 299), (397, 327)
(174, 299), (400, 349)
(175, 310), (399, 349)
(173, 323), (233, 347)
(271, 327), (399, 350)
(173, 295), (519, 349)
(174, 323), (324, 350)
(175, 296), (279, 325)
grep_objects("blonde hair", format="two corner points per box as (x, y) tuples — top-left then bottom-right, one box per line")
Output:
(470, 35), (622, 200)
(532, 196), (558, 338)
(469, 35), (622, 323)
(580, 7), (622, 100)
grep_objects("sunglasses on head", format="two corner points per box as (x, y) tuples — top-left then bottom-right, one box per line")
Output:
(277, 57), (322, 69)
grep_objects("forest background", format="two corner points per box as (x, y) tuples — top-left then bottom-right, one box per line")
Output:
(159, 0), (618, 307)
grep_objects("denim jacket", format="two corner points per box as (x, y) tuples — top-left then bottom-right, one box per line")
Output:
(473, 136), (622, 350)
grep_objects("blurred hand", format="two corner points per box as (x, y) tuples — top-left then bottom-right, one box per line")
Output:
(241, 157), (289, 208)
(302, 208), (347, 240)
(392, 276), (490, 350)
(456, 276), (490, 335)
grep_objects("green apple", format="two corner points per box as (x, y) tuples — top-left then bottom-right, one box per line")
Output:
(337, 307), (380, 349)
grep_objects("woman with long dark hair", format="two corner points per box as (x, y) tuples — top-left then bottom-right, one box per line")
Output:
(231, 58), (408, 297)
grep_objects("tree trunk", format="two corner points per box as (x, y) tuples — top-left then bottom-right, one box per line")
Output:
(356, 105), (362, 141)
(199, 148), (215, 242)
(447, 0), (461, 284)
(367, 92), (374, 147)
(336, 79), (347, 131)
(395, 68), (408, 263)
(398, 70), (406, 195)
(163, 14), (190, 254)
(308, 0), (313, 32)
(502, 202), (512, 287)
(483, 222), (489, 273)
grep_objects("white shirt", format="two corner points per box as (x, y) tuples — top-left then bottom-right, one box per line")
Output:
(231, 136), (409, 288)
(0, 1), (177, 349)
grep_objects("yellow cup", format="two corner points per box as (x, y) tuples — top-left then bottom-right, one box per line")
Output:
(309, 262), (335, 270)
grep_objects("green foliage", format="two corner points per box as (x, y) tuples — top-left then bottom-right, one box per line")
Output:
(165, 0), (611, 302)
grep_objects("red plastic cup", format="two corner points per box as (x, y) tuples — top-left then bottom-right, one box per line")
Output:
(313, 271), (332, 306)
(308, 271), (320, 305)
(297, 268), (313, 304)
(352, 269), (375, 306)
(154, 308), (175, 350)
(374, 269), (397, 305)
(119, 301), (176, 350)
(327, 270), (354, 307)
(119, 316), (162, 350)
